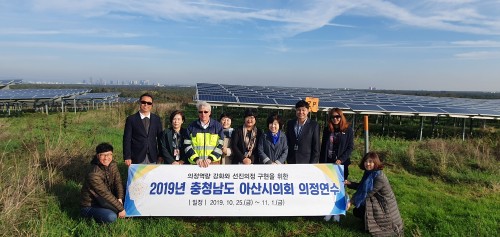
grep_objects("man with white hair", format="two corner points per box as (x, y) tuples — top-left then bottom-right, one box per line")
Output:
(184, 101), (224, 167)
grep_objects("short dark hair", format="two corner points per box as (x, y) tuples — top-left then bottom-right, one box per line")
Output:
(219, 112), (232, 121)
(139, 92), (154, 102)
(359, 151), (384, 170)
(266, 113), (283, 129)
(243, 108), (258, 118)
(169, 110), (185, 123)
(295, 100), (309, 109)
(96, 142), (113, 154)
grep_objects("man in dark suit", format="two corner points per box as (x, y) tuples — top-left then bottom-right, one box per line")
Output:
(123, 93), (163, 166)
(286, 100), (320, 164)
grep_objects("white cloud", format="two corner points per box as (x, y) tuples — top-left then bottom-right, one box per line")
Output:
(351, 0), (500, 35)
(454, 51), (500, 60)
(7, 0), (500, 39)
(451, 40), (500, 47)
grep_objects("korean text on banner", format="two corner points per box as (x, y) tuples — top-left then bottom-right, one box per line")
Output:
(124, 164), (347, 216)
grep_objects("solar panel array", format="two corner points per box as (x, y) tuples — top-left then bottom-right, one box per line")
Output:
(0, 79), (23, 86)
(0, 89), (140, 106)
(73, 92), (120, 100)
(116, 97), (138, 103)
(196, 83), (500, 118)
(0, 89), (91, 100)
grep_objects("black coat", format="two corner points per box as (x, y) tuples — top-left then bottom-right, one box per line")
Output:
(231, 127), (262, 164)
(123, 112), (163, 164)
(160, 127), (188, 164)
(319, 125), (354, 166)
(285, 119), (320, 164)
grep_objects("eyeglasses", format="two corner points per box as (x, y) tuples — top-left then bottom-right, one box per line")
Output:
(140, 101), (153, 105)
(198, 111), (209, 114)
(332, 115), (342, 119)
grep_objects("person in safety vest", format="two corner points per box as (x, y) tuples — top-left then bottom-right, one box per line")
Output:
(184, 101), (224, 167)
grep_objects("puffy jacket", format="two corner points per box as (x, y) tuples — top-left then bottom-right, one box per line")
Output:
(184, 119), (224, 164)
(80, 158), (124, 212)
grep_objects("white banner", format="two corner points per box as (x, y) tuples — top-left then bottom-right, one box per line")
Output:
(124, 164), (347, 216)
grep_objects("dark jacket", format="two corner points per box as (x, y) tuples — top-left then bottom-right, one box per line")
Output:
(286, 119), (320, 164)
(258, 131), (288, 164)
(319, 125), (354, 165)
(231, 126), (263, 164)
(123, 112), (163, 164)
(80, 158), (124, 212)
(160, 127), (189, 164)
(347, 172), (404, 236)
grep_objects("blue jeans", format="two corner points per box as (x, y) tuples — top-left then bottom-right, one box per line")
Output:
(81, 206), (117, 223)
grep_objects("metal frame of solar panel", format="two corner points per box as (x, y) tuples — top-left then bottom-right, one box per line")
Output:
(116, 97), (138, 103)
(0, 79), (23, 87)
(0, 88), (94, 114)
(72, 92), (120, 100)
(194, 83), (500, 119)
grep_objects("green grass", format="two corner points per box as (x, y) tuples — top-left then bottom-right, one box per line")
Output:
(1, 107), (499, 236)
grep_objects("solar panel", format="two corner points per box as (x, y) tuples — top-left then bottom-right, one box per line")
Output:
(320, 101), (349, 109)
(399, 102), (423, 107)
(439, 107), (475, 115)
(117, 97), (138, 103)
(238, 97), (276, 105)
(275, 98), (301, 106)
(74, 92), (120, 100)
(0, 89), (90, 100)
(199, 92), (231, 96)
(346, 104), (384, 112)
(409, 107), (447, 114)
(468, 108), (500, 116)
(198, 94), (237, 102)
(194, 83), (500, 118)
(379, 105), (416, 113)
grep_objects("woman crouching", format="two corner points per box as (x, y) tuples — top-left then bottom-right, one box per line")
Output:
(80, 143), (126, 223)
(345, 152), (403, 236)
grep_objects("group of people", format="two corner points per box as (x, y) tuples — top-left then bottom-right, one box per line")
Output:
(79, 93), (403, 236)
(158, 99), (353, 169)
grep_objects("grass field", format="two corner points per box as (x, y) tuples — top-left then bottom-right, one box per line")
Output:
(0, 106), (499, 237)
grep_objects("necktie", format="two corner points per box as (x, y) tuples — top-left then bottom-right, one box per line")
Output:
(143, 117), (150, 134)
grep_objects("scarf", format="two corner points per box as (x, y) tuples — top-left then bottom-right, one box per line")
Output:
(353, 170), (380, 208)
(172, 129), (180, 149)
(223, 128), (234, 139)
(243, 126), (257, 157)
(269, 131), (280, 145)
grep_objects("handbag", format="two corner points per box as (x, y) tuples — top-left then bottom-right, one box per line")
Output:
(89, 189), (120, 213)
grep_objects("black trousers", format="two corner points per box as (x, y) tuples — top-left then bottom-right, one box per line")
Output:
(343, 165), (349, 180)
(353, 205), (366, 220)
(327, 158), (349, 180)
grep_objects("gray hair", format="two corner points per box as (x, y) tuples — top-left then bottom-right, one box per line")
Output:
(196, 101), (211, 111)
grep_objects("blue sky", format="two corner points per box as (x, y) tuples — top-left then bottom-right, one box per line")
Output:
(1, 0), (499, 91)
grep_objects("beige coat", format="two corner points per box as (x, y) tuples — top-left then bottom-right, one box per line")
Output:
(221, 136), (232, 164)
